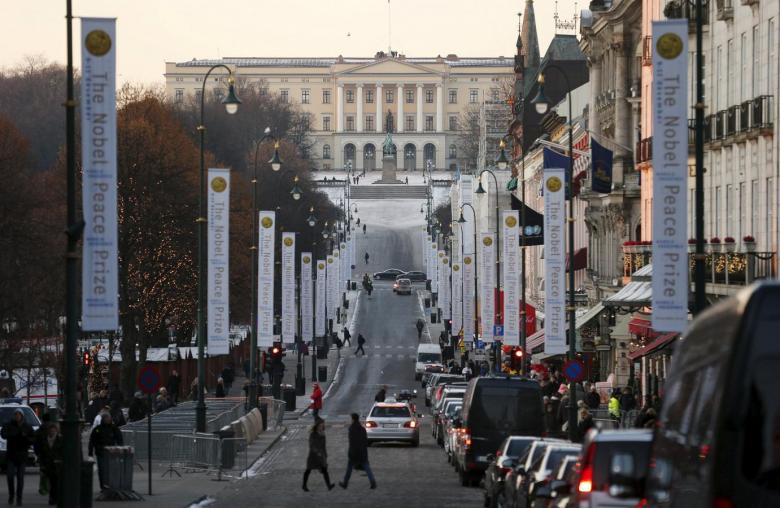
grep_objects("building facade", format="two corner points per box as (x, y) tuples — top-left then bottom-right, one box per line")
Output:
(164, 53), (513, 171)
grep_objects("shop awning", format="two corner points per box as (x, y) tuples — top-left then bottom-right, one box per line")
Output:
(628, 332), (679, 360)
(628, 314), (662, 337)
(526, 329), (546, 351)
(566, 247), (588, 272)
(604, 281), (652, 307)
(524, 303), (605, 352)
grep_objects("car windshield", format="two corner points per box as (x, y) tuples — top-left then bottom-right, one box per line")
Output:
(470, 384), (543, 434)
(592, 441), (651, 490)
(418, 353), (441, 363)
(370, 406), (411, 418)
(545, 449), (580, 475)
(506, 438), (534, 458)
(0, 407), (39, 427)
(445, 403), (462, 417)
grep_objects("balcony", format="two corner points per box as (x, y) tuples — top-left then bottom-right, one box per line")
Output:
(636, 137), (652, 164)
(689, 250), (776, 289)
(726, 105), (738, 137)
(716, 0), (734, 20)
(739, 101), (751, 133)
(751, 95), (774, 133)
(665, 0), (710, 29)
(715, 110), (726, 140)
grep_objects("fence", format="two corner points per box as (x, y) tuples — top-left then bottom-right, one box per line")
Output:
(167, 434), (249, 480)
(589, 408), (640, 430)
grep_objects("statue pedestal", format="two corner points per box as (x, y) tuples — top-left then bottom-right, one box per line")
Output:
(373, 155), (403, 184)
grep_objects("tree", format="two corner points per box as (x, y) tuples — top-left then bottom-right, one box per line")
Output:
(457, 105), (481, 170)
(433, 201), (453, 238)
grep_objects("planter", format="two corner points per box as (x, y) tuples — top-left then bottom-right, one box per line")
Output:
(688, 244), (696, 253)
(723, 242), (736, 253)
(744, 241), (756, 252)
(707, 243), (722, 253)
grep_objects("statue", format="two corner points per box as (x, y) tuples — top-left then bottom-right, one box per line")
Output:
(382, 110), (396, 158)
(385, 109), (394, 133)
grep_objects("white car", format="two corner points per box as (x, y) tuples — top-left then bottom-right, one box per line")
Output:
(414, 343), (442, 381)
(395, 278), (413, 295)
(365, 401), (420, 447)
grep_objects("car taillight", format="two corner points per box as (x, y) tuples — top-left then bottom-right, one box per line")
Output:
(499, 466), (512, 475)
(712, 498), (734, 508)
(578, 442), (596, 493)
(404, 420), (418, 428)
(463, 428), (471, 448)
(365, 421), (378, 428)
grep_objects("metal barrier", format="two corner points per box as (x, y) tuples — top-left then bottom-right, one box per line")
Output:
(621, 409), (640, 428)
(167, 434), (249, 480)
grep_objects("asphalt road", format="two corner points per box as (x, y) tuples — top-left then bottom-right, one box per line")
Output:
(210, 211), (483, 508)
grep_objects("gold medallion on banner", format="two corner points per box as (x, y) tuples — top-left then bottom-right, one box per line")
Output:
(483, 236), (493, 247)
(327, 258), (333, 264)
(438, 251), (444, 258)
(85, 30), (111, 56)
(303, 256), (311, 264)
(261, 217), (273, 228)
(443, 258), (449, 265)
(505, 216), (517, 228)
(657, 33), (683, 59)
(334, 252), (339, 257)
(453, 265), (460, 272)
(283, 237), (293, 247)
(210, 176), (227, 193)
(464, 257), (472, 265)
(546, 176), (563, 193)
(318, 263), (325, 270)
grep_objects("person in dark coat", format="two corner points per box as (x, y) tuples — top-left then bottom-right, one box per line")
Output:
(620, 387), (637, 412)
(128, 392), (148, 422)
(585, 384), (601, 409)
(355, 334), (367, 356)
(576, 408), (595, 443)
(215, 378), (226, 398)
(339, 413), (377, 489)
(88, 413), (123, 490)
(109, 401), (126, 427)
(374, 386), (387, 403)
(221, 365), (235, 394)
(416, 318), (425, 340)
(166, 370), (181, 405)
(34, 423), (62, 505)
(302, 418), (334, 491)
(1, 409), (33, 505)
(342, 327), (352, 347)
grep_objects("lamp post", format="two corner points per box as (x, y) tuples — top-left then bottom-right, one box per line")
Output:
(458, 204), (479, 345)
(248, 128), (283, 409)
(531, 64), (577, 442)
(475, 167), (502, 372)
(693, 0), (706, 314)
(196, 65), (241, 432)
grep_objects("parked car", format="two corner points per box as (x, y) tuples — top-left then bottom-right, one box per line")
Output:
(434, 399), (463, 445)
(365, 401), (420, 447)
(424, 373), (464, 404)
(431, 382), (467, 415)
(398, 271), (427, 282)
(373, 268), (405, 280)
(484, 436), (538, 508)
(415, 344), (443, 381)
(536, 456), (579, 508)
(395, 278), (413, 295)
(523, 444), (581, 508)
(646, 282), (780, 508)
(445, 408), (465, 464)
(433, 393), (465, 443)
(0, 403), (41, 469)
(454, 377), (545, 486)
(499, 438), (568, 508)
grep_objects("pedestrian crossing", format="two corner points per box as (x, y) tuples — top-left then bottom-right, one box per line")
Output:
(346, 353), (416, 360)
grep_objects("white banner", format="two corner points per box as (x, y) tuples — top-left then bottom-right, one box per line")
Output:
(281, 233), (296, 342)
(452, 261), (463, 336)
(480, 233), (496, 342)
(257, 211), (276, 347)
(315, 260), (326, 337)
(652, 20), (690, 333)
(430, 242), (438, 293)
(462, 254), (475, 341)
(502, 211), (520, 345)
(340, 241), (348, 287)
(440, 256), (451, 320)
(544, 168), (567, 355)
(206, 169), (230, 355)
(301, 253), (313, 342)
(332, 249), (341, 318)
(81, 18), (119, 331)
(459, 176), (475, 254)
(326, 255), (336, 325)
(436, 250), (446, 312)
(422, 230), (428, 275)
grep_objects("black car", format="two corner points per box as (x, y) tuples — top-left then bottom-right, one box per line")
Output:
(373, 268), (405, 280)
(647, 282), (780, 508)
(484, 436), (537, 508)
(398, 271), (427, 282)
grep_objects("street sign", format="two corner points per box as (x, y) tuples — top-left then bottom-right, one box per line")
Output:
(137, 365), (162, 395)
(562, 359), (586, 383)
(493, 324), (504, 336)
(476, 340), (485, 349)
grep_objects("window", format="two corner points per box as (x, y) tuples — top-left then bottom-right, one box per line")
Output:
(195, 90), (202, 102)
(366, 89), (374, 103)
(767, 178), (775, 247)
(365, 115), (374, 131)
(346, 116), (355, 131)
(727, 39), (734, 105)
(769, 19), (777, 94)
(449, 116), (459, 131)
(322, 89), (331, 104)
(280, 89), (289, 103)
(449, 144), (457, 159)
(726, 184), (734, 236)
(301, 89), (310, 104)
(386, 115), (394, 132)
(322, 116), (331, 131)
(469, 89), (479, 103)
(425, 115), (434, 131)
(491, 88), (500, 101)
(406, 89), (414, 103)
(752, 25), (760, 97)
(739, 182), (745, 240)
(259, 87), (268, 97)
(346, 89), (354, 103)
(405, 115), (414, 131)
(715, 186), (721, 237)
(174, 89), (184, 104)
(716, 45), (723, 110)
(426, 89), (434, 103)
(751, 179), (759, 237)
(322, 144), (331, 159)
(448, 89), (457, 104)
(741, 33), (748, 101)
(386, 89), (394, 103)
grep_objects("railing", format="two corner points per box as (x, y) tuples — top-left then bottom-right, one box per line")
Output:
(706, 96), (774, 146)
(715, 110), (726, 139)
(688, 251), (776, 285)
(752, 95), (774, 130)
(716, 0), (734, 20)
(739, 101), (751, 132)
(726, 105), (738, 136)
(314, 177), (348, 186)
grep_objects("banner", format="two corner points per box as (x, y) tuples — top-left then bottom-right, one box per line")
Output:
(440, 256), (451, 320)
(543, 147), (572, 199)
(544, 168), (567, 355)
(591, 138), (614, 193)
(206, 169), (230, 355)
(502, 211), (520, 345)
(430, 242), (439, 293)
(332, 249), (341, 318)
(436, 250), (446, 312)
(340, 241), (348, 287)
(422, 230), (428, 275)
(652, 20), (689, 333)
(459, 176), (475, 254)
(301, 253), (313, 342)
(257, 211), (276, 347)
(281, 233), (296, 342)
(462, 254), (475, 341)
(326, 255), (336, 325)
(452, 261), (463, 336)
(480, 233), (496, 342)
(315, 260), (326, 337)
(81, 18), (118, 331)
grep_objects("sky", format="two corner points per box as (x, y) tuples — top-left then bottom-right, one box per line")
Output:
(1, 0), (581, 85)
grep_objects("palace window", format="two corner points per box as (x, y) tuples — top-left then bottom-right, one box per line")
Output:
(302, 89), (310, 104)
(469, 89), (479, 103)
(405, 115), (414, 131)
(280, 89), (289, 103)
(406, 89), (414, 103)
(425, 115), (434, 131)
(323, 144), (331, 159)
(365, 89), (374, 103)
(322, 116), (331, 131)
(346, 116), (355, 131)
(322, 89), (331, 104)
(448, 89), (457, 104)
(386, 89), (394, 103)
(365, 115), (374, 131)
(449, 116), (458, 131)
(346, 89), (354, 103)
(174, 89), (184, 104)
(426, 89), (434, 103)
(449, 144), (458, 159)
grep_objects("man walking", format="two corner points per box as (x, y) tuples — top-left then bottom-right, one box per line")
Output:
(342, 326), (352, 347)
(339, 413), (377, 490)
(2, 409), (33, 505)
(355, 334), (367, 356)
(415, 318), (425, 340)
(166, 370), (181, 405)
(364, 252), (369, 264)
(88, 413), (123, 490)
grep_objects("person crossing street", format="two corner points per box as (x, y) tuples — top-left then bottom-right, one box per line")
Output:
(342, 326), (352, 347)
(416, 318), (426, 340)
(302, 417), (335, 491)
(355, 334), (367, 356)
(338, 413), (377, 490)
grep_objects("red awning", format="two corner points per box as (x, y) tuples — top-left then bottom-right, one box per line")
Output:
(628, 333), (679, 360)
(526, 329), (545, 350)
(566, 247), (588, 272)
(628, 315), (663, 338)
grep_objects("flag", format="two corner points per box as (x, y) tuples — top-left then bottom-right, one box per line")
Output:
(543, 147), (572, 199)
(591, 138), (613, 193)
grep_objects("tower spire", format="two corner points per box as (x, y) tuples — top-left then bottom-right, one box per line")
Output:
(521, 0), (540, 72)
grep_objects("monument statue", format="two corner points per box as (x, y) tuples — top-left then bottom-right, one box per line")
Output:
(373, 110), (401, 184)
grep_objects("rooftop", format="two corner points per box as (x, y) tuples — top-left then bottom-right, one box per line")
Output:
(172, 56), (513, 69)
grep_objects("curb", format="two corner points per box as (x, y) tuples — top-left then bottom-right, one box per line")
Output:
(245, 425), (288, 470)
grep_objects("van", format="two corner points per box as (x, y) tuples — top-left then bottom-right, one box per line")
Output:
(646, 282), (780, 507)
(454, 376), (544, 485)
(415, 343), (443, 380)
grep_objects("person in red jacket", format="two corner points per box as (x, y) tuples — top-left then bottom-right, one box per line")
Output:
(308, 383), (323, 419)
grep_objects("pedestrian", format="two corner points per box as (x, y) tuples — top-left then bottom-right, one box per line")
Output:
(221, 364), (235, 394)
(302, 417), (335, 491)
(88, 412), (123, 490)
(415, 318), (425, 340)
(620, 386), (637, 412)
(342, 327), (352, 347)
(355, 334), (367, 356)
(154, 387), (171, 413)
(215, 378), (226, 398)
(34, 422), (61, 505)
(363, 224), (366, 234)
(543, 396), (556, 436)
(128, 391), (148, 422)
(2, 409), (33, 505)
(576, 408), (595, 443)
(585, 384), (601, 409)
(405, 176), (408, 184)
(608, 390), (621, 421)
(109, 401), (126, 427)
(307, 383), (323, 419)
(364, 251), (369, 264)
(339, 413), (377, 490)
(461, 363), (473, 380)
(374, 385), (387, 403)
(356, 218), (360, 227)
(167, 370), (181, 405)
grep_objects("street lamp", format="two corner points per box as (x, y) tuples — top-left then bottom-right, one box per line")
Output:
(475, 168), (502, 372)
(531, 65), (577, 442)
(290, 175), (303, 201)
(458, 204), (479, 345)
(496, 139), (509, 170)
(307, 207), (317, 228)
(196, 64), (241, 432)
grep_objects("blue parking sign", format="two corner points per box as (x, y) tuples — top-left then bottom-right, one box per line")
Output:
(493, 325), (504, 336)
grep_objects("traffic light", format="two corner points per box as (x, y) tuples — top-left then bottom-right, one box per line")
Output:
(270, 343), (283, 363)
(83, 351), (91, 367)
(512, 348), (524, 370)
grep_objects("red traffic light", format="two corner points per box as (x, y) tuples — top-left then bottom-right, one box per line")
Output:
(514, 349), (524, 358)
(83, 352), (91, 366)
(271, 346), (281, 355)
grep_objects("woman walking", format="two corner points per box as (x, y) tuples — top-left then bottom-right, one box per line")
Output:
(302, 417), (335, 491)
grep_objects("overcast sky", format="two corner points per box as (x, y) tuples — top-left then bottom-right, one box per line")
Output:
(2, 0), (581, 85)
